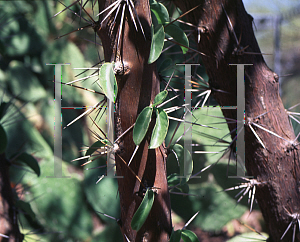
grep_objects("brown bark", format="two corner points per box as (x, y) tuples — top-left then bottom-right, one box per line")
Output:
(172, 0), (300, 241)
(96, 0), (172, 241)
(0, 154), (23, 242)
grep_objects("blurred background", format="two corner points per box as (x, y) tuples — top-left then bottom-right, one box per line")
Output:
(244, 0), (300, 135)
(0, 1), (299, 241)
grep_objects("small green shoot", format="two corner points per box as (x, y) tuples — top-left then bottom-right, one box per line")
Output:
(181, 230), (199, 242)
(152, 90), (168, 107)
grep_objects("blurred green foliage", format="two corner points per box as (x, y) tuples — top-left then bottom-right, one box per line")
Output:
(0, 1), (121, 241)
(4, 0), (300, 241)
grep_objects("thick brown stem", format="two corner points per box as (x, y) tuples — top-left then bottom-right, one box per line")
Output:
(172, 0), (300, 241)
(96, 0), (172, 241)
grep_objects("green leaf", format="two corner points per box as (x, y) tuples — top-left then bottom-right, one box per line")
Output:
(150, 0), (169, 25)
(131, 189), (155, 231)
(169, 229), (182, 242)
(149, 108), (169, 149)
(17, 153), (40, 176)
(170, 183), (247, 232)
(0, 124), (7, 154)
(20, 160), (93, 240)
(15, 200), (36, 220)
(99, 62), (117, 102)
(181, 230), (199, 242)
(148, 23), (165, 64)
(85, 140), (106, 157)
(0, 102), (9, 120)
(83, 162), (120, 224)
(133, 106), (153, 145)
(164, 24), (189, 54)
(172, 144), (193, 184)
(151, 8), (159, 27)
(167, 173), (180, 187)
(152, 90), (168, 107)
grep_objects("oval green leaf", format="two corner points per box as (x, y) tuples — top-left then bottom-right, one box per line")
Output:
(181, 230), (199, 242)
(17, 153), (40, 176)
(131, 188), (155, 231)
(149, 108), (169, 149)
(133, 106), (153, 145)
(148, 23), (165, 64)
(152, 90), (168, 107)
(169, 229), (182, 242)
(164, 24), (189, 54)
(150, 1), (169, 25)
(85, 140), (106, 157)
(0, 124), (7, 154)
(99, 62), (117, 102)
(172, 144), (193, 184)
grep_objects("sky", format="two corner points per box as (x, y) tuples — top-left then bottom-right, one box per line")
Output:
(243, 0), (300, 14)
